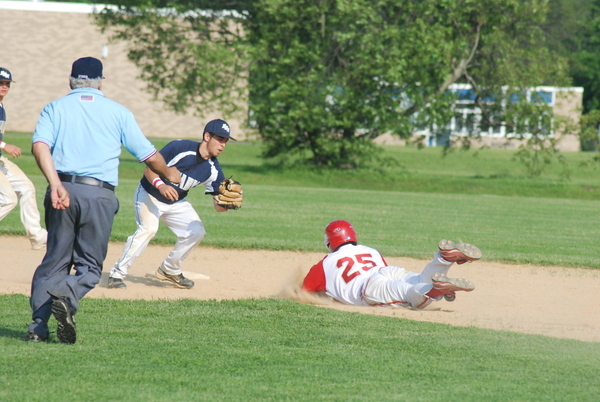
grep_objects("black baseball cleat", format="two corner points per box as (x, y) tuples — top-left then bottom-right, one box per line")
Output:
(155, 267), (194, 289)
(49, 293), (77, 344)
(108, 277), (127, 289)
(23, 331), (49, 342)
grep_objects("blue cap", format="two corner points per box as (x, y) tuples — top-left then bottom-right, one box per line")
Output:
(0, 68), (14, 82)
(204, 119), (235, 141)
(70, 57), (104, 79)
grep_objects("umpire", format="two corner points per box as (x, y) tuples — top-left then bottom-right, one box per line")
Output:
(25, 57), (180, 344)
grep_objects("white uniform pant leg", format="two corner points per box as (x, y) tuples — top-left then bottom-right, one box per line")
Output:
(398, 252), (454, 307)
(0, 157), (46, 245)
(418, 251), (453, 283)
(363, 265), (443, 309)
(363, 253), (454, 308)
(0, 160), (18, 221)
(111, 186), (161, 279)
(160, 199), (205, 274)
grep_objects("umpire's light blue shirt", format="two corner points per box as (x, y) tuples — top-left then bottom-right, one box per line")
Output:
(32, 88), (157, 186)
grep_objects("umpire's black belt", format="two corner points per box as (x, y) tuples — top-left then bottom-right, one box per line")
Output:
(58, 173), (115, 192)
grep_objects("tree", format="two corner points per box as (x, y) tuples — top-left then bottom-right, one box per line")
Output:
(96, 0), (570, 169)
(543, 0), (600, 113)
(247, 0), (571, 168)
(96, 0), (251, 117)
(542, 0), (600, 151)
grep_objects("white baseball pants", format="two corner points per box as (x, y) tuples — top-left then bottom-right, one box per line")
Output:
(362, 252), (452, 308)
(110, 185), (206, 278)
(0, 156), (47, 247)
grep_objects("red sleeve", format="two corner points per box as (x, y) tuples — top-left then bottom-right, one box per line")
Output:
(302, 260), (326, 293)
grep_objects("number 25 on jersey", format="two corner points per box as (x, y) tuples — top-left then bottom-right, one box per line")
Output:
(336, 253), (377, 283)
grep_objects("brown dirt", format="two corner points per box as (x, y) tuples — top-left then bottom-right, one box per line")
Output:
(3, 235), (598, 343)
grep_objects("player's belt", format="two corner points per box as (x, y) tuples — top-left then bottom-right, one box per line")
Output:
(58, 173), (115, 192)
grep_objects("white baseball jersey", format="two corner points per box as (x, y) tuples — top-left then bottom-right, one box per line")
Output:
(302, 244), (387, 305)
(303, 244), (454, 308)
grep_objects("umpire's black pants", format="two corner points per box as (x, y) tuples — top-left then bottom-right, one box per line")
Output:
(28, 181), (119, 335)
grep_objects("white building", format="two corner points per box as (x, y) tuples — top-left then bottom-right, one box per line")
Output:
(416, 84), (583, 151)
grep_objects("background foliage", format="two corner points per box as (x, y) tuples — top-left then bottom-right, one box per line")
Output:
(544, 0), (600, 113)
(543, 0), (600, 151)
(95, 0), (573, 168)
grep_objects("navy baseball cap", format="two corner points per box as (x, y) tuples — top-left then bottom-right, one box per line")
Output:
(0, 68), (14, 82)
(70, 57), (104, 79)
(204, 119), (236, 141)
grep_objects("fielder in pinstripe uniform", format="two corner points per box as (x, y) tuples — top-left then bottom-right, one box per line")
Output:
(108, 119), (236, 289)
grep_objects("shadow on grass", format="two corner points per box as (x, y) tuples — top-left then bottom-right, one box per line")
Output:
(0, 326), (30, 341)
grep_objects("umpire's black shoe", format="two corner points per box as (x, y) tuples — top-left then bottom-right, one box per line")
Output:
(156, 267), (194, 289)
(23, 331), (49, 342)
(49, 293), (77, 344)
(108, 277), (127, 289)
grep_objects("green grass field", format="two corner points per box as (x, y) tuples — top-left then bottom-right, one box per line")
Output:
(1, 132), (599, 401)
(2, 133), (599, 267)
(3, 295), (599, 401)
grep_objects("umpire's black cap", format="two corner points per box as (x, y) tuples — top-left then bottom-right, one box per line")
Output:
(204, 119), (236, 141)
(0, 68), (14, 82)
(70, 57), (104, 79)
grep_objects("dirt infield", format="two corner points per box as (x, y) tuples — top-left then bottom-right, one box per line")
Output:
(3, 235), (598, 343)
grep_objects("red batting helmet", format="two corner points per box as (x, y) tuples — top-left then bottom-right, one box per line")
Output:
(324, 220), (357, 252)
